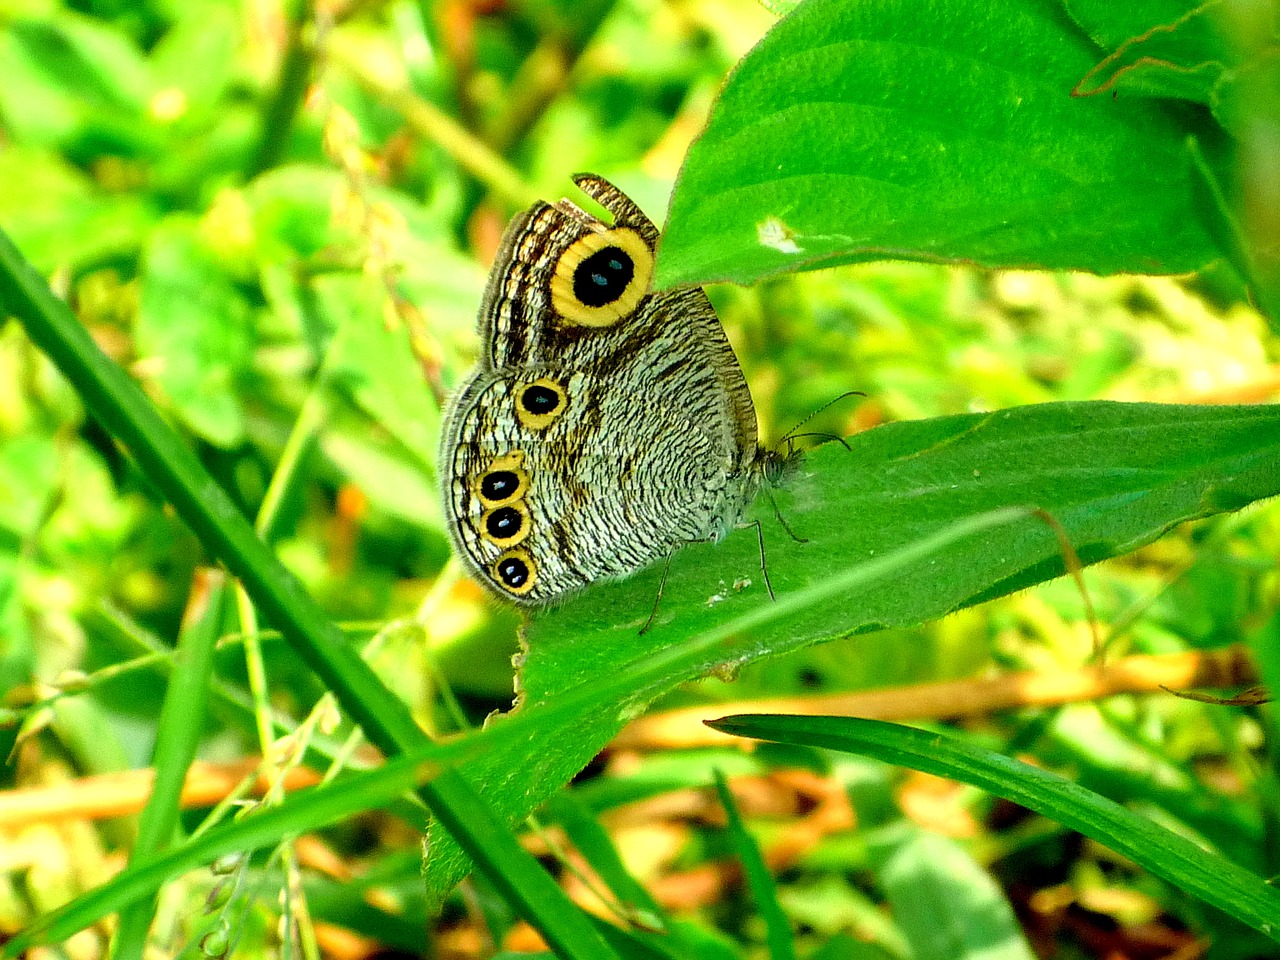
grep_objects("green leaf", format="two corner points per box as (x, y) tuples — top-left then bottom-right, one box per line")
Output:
(1207, 21), (1280, 324)
(0, 550), (34, 695)
(704, 714), (1280, 944)
(0, 13), (154, 153)
(0, 430), (58, 537)
(147, 3), (241, 121)
(245, 165), (352, 263)
(326, 274), (440, 478)
(135, 216), (253, 446)
(320, 421), (444, 530)
(806, 932), (890, 960)
(657, 0), (1226, 289)
(0, 146), (156, 271)
(1072, 2), (1236, 102)
(872, 831), (1035, 960)
(1063, 0), (1209, 54)
(424, 400), (1280, 898)
(1250, 611), (1280, 745)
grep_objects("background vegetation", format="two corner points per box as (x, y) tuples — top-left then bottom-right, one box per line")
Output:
(0, 0), (1278, 958)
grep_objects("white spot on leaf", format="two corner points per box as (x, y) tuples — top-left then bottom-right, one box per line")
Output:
(758, 217), (803, 254)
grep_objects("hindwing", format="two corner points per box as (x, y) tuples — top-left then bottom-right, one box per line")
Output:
(440, 174), (764, 605)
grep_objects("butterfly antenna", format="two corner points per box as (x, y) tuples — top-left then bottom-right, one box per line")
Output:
(777, 390), (865, 447)
(786, 431), (851, 451)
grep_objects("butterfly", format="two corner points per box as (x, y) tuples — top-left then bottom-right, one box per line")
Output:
(439, 174), (791, 608)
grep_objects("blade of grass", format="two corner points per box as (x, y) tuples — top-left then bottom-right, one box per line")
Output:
(2, 745), (442, 953)
(712, 770), (797, 960)
(707, 714), (1280, 944)
(245, 0), (316, 178)
(329, 36), (537, 208)
(87, 600), (368, 781)
(429, 773), (621, 959)
(546, 792), (665, 930)
(1186, 135), (1279, 323)
(112, 572), (228, 960)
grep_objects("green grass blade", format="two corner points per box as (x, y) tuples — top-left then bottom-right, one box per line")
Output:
(707, 714), (1280, 945)
(712, 770), (796, 960)
(112, 575), (229, 960)
(2, 747), (440, 956)
(546, 792), (666, 926)
(429, 771), (622, 960)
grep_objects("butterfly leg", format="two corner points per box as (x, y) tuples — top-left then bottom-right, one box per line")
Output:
(764, 485), (808, 545)
(746, 518), (777, 602)
(640, 549), (678, 635)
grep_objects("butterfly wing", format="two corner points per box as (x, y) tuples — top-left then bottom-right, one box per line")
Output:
(441, 175), (762, 604)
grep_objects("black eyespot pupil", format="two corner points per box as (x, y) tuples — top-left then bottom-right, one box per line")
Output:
(481, 470), (518, 500)
(573, 246), (634, 307)
(521, 384), (560, 415)
(496, 556), (529, 588)
(486, 506), (522, 539)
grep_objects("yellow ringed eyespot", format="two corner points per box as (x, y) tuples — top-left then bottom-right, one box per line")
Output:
(549, 227), (653, 328)
(492, 549), (536, 595)
(473, 451), (528, 507)
(479, 500), (529, 548)
(515, 377), (567, 430)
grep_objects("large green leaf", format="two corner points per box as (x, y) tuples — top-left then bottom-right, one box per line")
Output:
(657, 0), (1228, 289)
(423, 400), (1280, 896)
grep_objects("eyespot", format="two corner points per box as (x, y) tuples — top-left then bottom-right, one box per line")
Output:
(480, 501), (529, 548)
(481, 471), (520, 502)
(492, 549), (536, 596)
(573, 246), (634, 306)
(473, 451), (528, 507)
(521, 383), (561, 415)
(515, 377), (567, 430)
(549, 226), (653, 328)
